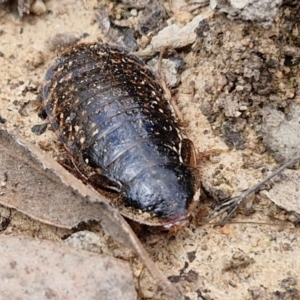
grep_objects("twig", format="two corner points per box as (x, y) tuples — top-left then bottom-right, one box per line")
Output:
(206, 154), (300, 225)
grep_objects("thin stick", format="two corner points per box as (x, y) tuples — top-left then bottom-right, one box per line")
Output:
(206, 154), (300, 225)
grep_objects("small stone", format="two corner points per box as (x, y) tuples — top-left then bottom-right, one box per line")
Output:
(64, 231), (104, 253)
(139, 2), (168, 35)
(31, 123), (48, 136)
(241, 37), (251, 47)
(280, 277), (297, 289)
(288, 213), (300, 223)
(217, 75), (227, 90)
(286, 91), (295, 99)
(130, 9), (137, 16)
(30, 0), (47, 15)
(0, 115), (6, 124)
(210, 0), (281, 28)
(47, 32), (81, 52)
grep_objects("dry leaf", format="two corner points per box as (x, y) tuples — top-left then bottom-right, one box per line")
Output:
(0, 128), (182, 300)
(0, 235), (136, 300)
(0, 127), (111, 229)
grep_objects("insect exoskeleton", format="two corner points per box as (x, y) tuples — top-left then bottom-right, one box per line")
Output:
(43, 42), (200, 230)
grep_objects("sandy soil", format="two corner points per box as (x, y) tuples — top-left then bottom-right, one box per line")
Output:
(0, 1), (300, 299)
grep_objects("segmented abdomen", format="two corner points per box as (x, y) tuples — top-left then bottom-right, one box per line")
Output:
(43, 43), (197, 225)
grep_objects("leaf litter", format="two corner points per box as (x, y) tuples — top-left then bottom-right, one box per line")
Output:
(0, 235), (137, 300)
(0, 127), (182, 299)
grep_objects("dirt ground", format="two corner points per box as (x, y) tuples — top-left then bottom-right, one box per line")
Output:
(1, 1), (300, 299)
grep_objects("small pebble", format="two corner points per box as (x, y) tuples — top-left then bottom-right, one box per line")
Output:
(30, 0), (47, 15)
(31, 123), (48, 136)
(130, 9), (138, 16)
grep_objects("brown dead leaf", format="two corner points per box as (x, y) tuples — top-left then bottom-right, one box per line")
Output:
(0, 235), (137, 300)
(0, 127), (110, 229)
(0, 128), (182, 300)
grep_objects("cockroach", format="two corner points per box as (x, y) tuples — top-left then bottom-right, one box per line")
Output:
(43, 43), (200, 230)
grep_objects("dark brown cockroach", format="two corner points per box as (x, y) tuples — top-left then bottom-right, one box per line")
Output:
(43, 43), (200, 230)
